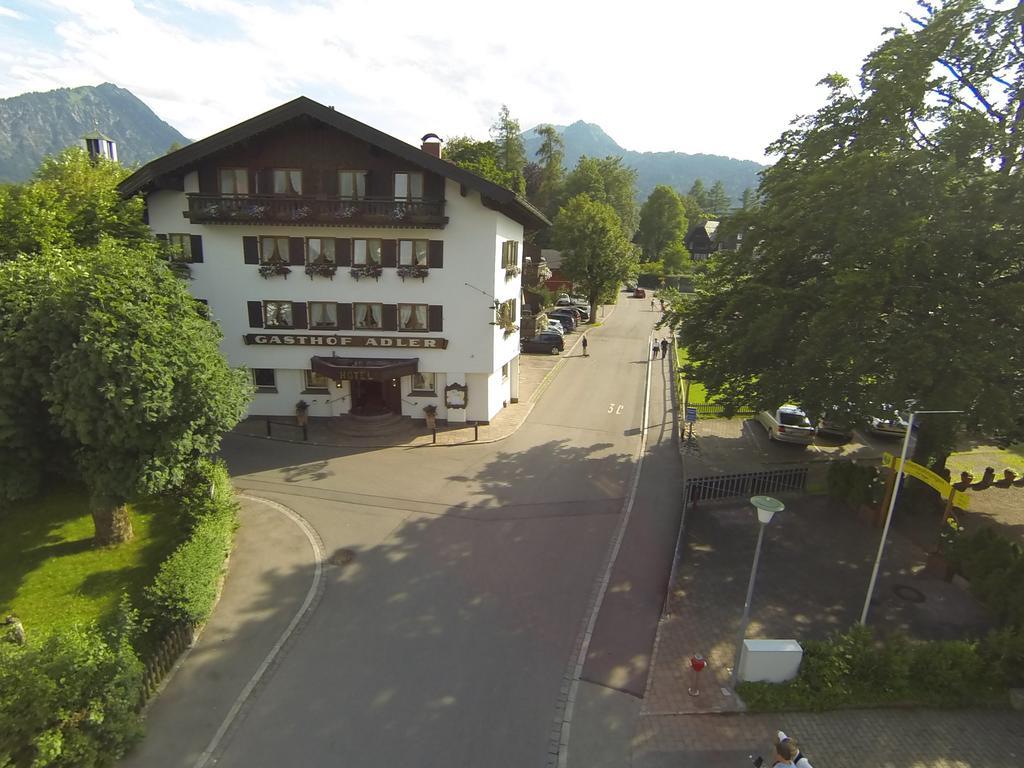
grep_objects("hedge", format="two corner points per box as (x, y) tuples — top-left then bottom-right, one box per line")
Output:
(144, 458), (239, 631)
(738, 625), (1007, 712)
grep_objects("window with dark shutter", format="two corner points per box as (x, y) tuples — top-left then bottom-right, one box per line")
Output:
(336, 238), (351, 267)
(190, 235), (204, 263)
(155, 234), (168, 243)
(243, 236), (259, 264)
(288, 237), (305, 266)
(428, 240), (443, 269)
(337, 303), (353, 330)
(247, 301), (264, 328)
(428, 305), (443, 332)
(292, 302), (308, 329)
(381, 304), (398, 331)
(381, 239), (397, 268)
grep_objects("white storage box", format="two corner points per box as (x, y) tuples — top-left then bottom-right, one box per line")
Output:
(737, 639), (803, 683)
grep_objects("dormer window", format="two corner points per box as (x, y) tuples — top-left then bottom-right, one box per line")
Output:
(272, 169), (302, 195)
(219, 168), (249, 195)
(394, 172), (423, 201)
(338, 171), (367, 200)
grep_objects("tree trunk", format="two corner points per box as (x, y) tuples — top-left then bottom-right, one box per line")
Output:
(91, 497), (134, 546)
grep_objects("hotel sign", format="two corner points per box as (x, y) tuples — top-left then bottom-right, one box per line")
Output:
(244, 333), (448, 349)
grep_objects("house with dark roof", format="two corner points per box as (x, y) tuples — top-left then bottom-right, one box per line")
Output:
(683, 219), (742, 261)
(120, 97), (548, 425)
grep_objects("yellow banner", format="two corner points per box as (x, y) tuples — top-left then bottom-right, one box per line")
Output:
(882, 452), (970, 509)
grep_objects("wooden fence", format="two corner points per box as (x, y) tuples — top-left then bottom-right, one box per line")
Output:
(140, 622), (195, 705)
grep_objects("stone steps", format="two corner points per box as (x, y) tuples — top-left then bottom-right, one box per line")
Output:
(329, 412), (418, 438)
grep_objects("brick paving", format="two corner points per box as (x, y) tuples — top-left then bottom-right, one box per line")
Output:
(629, 369), (1022, 767)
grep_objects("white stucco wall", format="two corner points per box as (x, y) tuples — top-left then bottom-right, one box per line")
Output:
(146, 177), (525, 421)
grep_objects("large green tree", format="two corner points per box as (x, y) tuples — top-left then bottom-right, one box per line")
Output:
(552, 195), (638, 317)
(637, 185), (689, 262)
(443, 136), (522, 191)
(0, 241), (251, 544)
(489, 105), (527, 195)
(564, 156), (639, 235)
(530, 124), (566, 219)
(687, 179), (710, 212)
(0, 148), (149, 260)
(705, 180), (731, 216)
(673, 0), (1024, 465)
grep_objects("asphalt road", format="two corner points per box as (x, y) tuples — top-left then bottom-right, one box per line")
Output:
(158, 294), (677, 768)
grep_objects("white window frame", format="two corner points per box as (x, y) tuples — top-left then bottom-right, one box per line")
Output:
(308, 301), (338, 329)
(398, 303), (428, 332)
(303, 369), (331, 393)
(399, 239), (429, 266)
(272, 168), (302, 195)
(167, 233), (193, 263)
(353, 239), (382, 265)
(252, 368), (276, 392)
(338, 170), (367, 199)
(410, 372), (436, 394)
(394, 172), (424, 201)
(219, 168), (249, 195)
(353, 302), (383, 330)
(263, 300), (293, 328)
(307, 238), (335, 264)
(260, 236), (289, 264)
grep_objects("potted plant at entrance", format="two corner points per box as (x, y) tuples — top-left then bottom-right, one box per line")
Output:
(295, 399), (310, 427)
(423, 403), (438, 430)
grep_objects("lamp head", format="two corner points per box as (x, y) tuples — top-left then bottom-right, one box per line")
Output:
(750, 495), (784, 525)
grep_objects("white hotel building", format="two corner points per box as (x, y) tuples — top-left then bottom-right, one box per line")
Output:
(120, 97), (549, 424)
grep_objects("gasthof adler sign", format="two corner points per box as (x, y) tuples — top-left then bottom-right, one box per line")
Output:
(244, 333), (449, 349)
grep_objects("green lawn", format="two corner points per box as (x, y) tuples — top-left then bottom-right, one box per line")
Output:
(0, 488), (183, 642)
(676, 346), (711, 405)
(948, 442), (1024, 478)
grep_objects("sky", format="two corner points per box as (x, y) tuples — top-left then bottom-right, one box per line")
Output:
(0, 0), (924, 164)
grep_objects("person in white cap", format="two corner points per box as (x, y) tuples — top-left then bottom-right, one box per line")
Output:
(776, 731), (813, 768)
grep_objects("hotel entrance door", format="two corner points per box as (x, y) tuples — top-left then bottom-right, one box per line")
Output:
(351, 378), (402, 415)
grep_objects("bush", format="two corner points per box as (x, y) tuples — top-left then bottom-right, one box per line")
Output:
(953, 527), (1023, 627)
(826, 461), (882, 508)
(144, 459), (238, 631)
(980, 627), (1024, 687)
(738, 626), (1004, 712)
(0, 612), (143, 767)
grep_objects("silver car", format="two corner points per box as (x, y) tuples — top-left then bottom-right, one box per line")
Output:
(756, 405), (815, 445)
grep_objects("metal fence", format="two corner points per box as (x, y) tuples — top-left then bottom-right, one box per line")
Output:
(685, 466), (808, 502)
(690, 402), (757, 418)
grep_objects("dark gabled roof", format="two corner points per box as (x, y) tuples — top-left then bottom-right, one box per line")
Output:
(118, 96), (549, 229)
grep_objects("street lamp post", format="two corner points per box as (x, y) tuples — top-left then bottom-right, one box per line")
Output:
(730, 495), (784, 687)
(859, 409), (963, 625)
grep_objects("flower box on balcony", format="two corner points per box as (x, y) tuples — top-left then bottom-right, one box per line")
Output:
(504, 264), (521, 278)
(350, 264), (383, 281)
(397, 264), (429, 282)
(305, 262), (338, 280)
(259, 262), (291, 279)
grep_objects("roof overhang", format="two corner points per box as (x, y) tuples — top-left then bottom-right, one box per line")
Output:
(311, 355), (418, 382)
(118, 96), (549, 230)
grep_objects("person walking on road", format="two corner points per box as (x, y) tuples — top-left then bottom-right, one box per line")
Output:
(776, 732), (813, 768)
(650, 298), (655, 311)
(651, 341), (659, 359)
(660, 339), (669, 358)
(582, 336), (588, 357)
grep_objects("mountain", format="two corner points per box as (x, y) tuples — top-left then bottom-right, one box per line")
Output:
(521, 121), (765, 206)
(0, 83), (190, 183)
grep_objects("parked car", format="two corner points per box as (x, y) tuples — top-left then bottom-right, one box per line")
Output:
(547, 311), (577, 331)
(868, 411), (911, 438)
(556, 295), (587, 307)
(816, 405), (855, 441)
(552, 306), (584, 323)
(544, 320), (565, 335)
(634, 287), (647, 298)
(755, 405), (815, 445)
(521, 332), (564, 355)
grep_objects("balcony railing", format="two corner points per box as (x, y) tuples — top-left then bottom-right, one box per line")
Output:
(186, 194), (448, 228)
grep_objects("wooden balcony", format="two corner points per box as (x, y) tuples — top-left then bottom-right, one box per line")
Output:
(185, 194), (448, 228)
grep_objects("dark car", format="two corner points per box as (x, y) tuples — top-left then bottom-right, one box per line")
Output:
(521, 332), (564, 355)
(548, 309), (581, 327)
(634, 287), (647, 298)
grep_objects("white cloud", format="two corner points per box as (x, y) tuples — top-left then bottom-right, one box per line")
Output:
(2, 0), (919, 162)
(0, 5), (26, 19)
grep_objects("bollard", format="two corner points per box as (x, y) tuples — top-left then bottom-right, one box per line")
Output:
(432, 428), (437, 444)
(265, 418), (271, 437)
(688, 654), (707, 696)
(474, 421), (479, 441)
(302, 424), (308, 441)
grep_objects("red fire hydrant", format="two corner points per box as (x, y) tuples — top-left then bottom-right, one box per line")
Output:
(688, 654), (707, 696)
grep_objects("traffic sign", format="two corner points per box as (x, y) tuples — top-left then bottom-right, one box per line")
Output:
(685, 407), (698, 423)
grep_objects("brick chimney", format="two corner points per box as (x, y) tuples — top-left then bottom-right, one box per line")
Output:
(421, 133), (442, 158)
